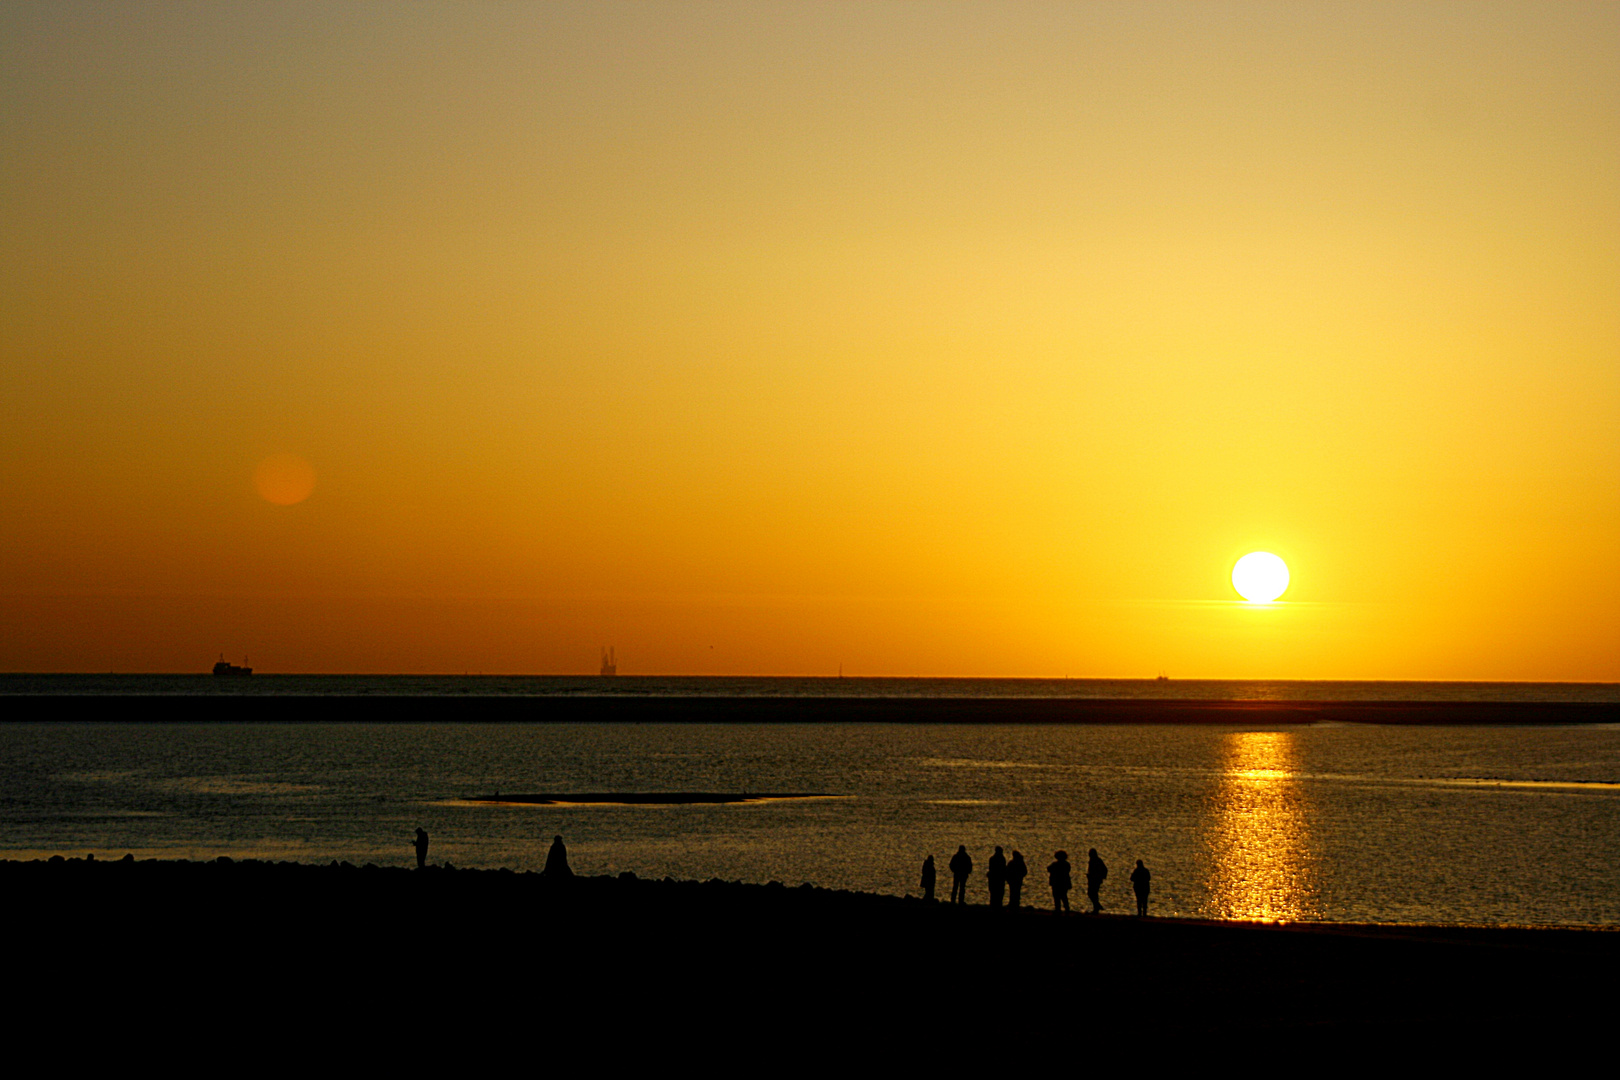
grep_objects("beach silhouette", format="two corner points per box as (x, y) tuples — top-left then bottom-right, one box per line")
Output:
(7, 851), (1614, 1050)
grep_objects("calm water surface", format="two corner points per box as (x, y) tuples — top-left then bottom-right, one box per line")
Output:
(4, 721), (1619, 927)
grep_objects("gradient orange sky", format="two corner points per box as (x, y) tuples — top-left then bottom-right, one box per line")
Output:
(3, 3), (1617, 678)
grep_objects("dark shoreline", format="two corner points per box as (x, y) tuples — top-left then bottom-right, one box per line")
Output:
(8, 855), (1617, 1047)
(6, 694), (1619, 723)
(462, 791), (837, 804)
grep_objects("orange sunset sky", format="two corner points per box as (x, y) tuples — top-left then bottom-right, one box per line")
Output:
(3, 3), (1617, 678)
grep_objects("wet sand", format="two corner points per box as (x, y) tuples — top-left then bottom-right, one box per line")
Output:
(7, 856), (1614, 1052)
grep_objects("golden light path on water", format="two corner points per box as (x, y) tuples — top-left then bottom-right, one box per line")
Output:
(1206, 731), (1318, 922)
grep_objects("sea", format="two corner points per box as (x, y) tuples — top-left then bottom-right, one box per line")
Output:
(4, 676), (1619, 927)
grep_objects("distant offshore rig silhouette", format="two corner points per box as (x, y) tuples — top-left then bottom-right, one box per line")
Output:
(599, 646), (617, 677)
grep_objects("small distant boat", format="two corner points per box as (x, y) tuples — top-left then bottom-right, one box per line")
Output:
(599, 647), (617, 677)
(1156, 672), (1169, 682)
(213, 654), (252, 676)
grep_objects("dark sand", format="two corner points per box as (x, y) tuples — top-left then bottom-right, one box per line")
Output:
(6, 694), (1618, 723)
(7, 857), (1614, 1055)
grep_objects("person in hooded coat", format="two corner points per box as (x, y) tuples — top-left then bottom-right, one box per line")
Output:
(545, 834), (573, 878)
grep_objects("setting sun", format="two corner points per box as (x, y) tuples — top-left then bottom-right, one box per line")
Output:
(254, 454), (316, 507)
(1232, 552), (1290, 604)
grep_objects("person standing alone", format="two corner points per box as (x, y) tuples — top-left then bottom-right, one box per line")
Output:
(949, 845), (973, 904)
(545, 834), (572, 878)
(1130, 859), (1151, 916)
(413, 827), (429, 870)
(987, 846), (1007, 909)
(1086, 848), (1108, 914)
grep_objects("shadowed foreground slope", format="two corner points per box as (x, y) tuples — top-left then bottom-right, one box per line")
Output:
(7, 857), (1615, 1054)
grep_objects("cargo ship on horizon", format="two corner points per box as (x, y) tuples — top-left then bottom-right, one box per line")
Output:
(212, 655), (252, 676)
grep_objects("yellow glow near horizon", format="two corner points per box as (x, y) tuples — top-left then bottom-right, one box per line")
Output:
(1, 4), (1618, 676)
(1232, 553), (1290, 604)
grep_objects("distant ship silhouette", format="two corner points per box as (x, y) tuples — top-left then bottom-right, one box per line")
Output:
(213, 654), (252, 676)
(599, 647), (617, 677)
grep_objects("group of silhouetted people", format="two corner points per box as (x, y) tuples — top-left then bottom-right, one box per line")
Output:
(924, 845), (1153, 916)
(414, 826), (1152, 914)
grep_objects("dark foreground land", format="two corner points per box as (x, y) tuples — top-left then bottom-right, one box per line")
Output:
(7, 857), (1616, 1057)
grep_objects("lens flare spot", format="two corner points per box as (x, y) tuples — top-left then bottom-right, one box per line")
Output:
(1232, 551), (1289, 603)
(254, 454), (316, 506)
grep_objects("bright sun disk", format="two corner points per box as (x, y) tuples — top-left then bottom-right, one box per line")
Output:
(1232, 551), (1289, 603)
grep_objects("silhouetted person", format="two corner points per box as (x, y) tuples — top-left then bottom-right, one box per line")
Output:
(987, 846), (1007, 909)
(1048, 850), (1071, 912)
(1130, 859), (1151, 917)
(413, 827), (429, 870)
(545, 834), (572, 878)
(949, 845), (973, 904)
(1086, 848), (1108, 914)
(920, 854), (936, 902)
(1007, 850), (1028, 910)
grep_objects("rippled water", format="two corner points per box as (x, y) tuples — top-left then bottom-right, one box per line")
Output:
(5, 721), (1619, 927)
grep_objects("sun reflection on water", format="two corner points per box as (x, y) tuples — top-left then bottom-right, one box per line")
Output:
(1205, 730), (1318, 922)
